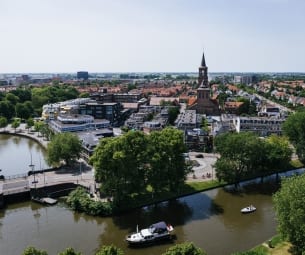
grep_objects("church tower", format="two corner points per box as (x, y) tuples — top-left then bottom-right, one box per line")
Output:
(198, 51), (208, 87)
(196, 50), (218, 115)
(189, 50), (219, 115)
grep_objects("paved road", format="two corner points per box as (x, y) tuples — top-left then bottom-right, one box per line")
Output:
(187, 152), (219, 182)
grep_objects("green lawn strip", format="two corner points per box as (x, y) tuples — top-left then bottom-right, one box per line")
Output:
(236, 235), (292, 255)
(289, 159), (303, 169)
(117, 180), (226, 211)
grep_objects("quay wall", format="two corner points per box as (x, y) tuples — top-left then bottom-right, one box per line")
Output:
(0, 183), (79, 208)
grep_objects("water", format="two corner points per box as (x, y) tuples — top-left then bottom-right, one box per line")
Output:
(0, 134), (278, 255)
(0, 187), (277, 255)
(0, 134), (49, 176)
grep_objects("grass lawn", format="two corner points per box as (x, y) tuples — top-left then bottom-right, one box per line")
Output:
(269, 242), (292, 255)
(250, 235), (292, 255)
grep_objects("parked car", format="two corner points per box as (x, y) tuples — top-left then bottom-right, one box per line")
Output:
(195, 154), (204, 158)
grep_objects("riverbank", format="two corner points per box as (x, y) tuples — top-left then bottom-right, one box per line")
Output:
(0, 123), (49, 149)
(246, 235), (292, 255)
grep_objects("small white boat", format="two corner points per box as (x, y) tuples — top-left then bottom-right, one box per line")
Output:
(126, 221), (174, 245)
(241, 205), (256, 214)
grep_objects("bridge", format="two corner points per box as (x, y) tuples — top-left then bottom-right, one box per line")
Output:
(0, 168), (96, 208)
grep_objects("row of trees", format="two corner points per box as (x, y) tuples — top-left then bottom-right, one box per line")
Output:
(214, 132), (292, 185)
(0, 85), (79, 121)
(22, 242), (206, 255)
(90, 128), (189, 205)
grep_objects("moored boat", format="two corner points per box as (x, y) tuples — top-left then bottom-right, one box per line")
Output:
(126, 221), (174, 246)
(32, 197), (58, 205)
(241, 205), (256, 214)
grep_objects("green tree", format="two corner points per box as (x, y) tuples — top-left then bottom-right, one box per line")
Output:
(79, 92), (90, 98)
(5, 92), (19, 105)
(15, 102), (31, 119)
(22, 246), (48, 255)
(26, 117), (35, 132)
(282, 111), (305, 162)
(34, 121), (45, 136)
(264, 135), (292, 172)
(91, 128), (188, 203)
(66, 187), (112, 216)
(127, 83), (136, 91)
(162, 242), (206, 255)
(0, 116), (8, 131)
(273, 174), (305, 254)
(148, 128), (188, 193)
(11, 118), (21, 132)
(47, 133), (82, 166)
(40, 122), (52, 140)
(11, 88), (31, 102)
(31, 85), (79, 111)
(91, 131), (148, 204)
(214, 132), (266, 185)
(231, 251), (266, 255)
(57, 248), (82, 255)
(200, 116), (209, 133)
(237, 98), (257, 116)
(167, 106), (180, 125)
(0, 100), (15, 120)
(95, 245), (123, 255)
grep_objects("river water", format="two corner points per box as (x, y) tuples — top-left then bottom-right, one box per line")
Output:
(0, 134), (278, 255)
(0, 133), (49, 176)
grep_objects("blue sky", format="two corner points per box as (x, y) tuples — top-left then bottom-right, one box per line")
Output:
(1, 0), (305, 73)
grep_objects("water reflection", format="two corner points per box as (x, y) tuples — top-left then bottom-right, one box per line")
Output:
(0, 184), (277, 255)
(0, 134), (49, 176)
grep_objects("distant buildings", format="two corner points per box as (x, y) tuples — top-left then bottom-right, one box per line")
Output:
(233, 75), (255, 85)
(77, 71), (89, 80)
(214, 114), (285, 137)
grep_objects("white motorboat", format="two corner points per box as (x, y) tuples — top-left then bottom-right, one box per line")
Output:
(126, 221), (174, 245)
(241, 205), (256, 214)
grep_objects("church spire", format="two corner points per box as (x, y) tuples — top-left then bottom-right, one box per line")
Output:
(198, 50), (208, 87)
(201, 51), (206, 67)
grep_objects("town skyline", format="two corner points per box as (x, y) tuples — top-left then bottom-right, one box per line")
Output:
(1, 0), (305, 73)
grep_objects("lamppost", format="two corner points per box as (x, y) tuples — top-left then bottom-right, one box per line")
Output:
(29, 162), (38, 189)
(79, 160), (82, 180)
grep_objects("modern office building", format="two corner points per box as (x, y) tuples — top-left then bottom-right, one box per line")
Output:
(77, 71), (89, 80)
(49, 114), (110, 133)
(78, 102), (122, 126)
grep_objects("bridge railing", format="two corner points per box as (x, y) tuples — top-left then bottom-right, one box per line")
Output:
(3, 173), (28, 180)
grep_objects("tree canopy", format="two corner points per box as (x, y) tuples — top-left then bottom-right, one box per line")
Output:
(57, 248), (82, 255)
(214, 132), (292, 185)
(282, 111), (305, 162)
(95, 245), (123, 255)
(162, 242), (207, 255)
(0, 116), (8, 130)
(22, 243), (206, 255)
(90, 128), (188, 204)
(273, 174), (305, 254)
(47, 132), (82, 166)
(22, 246), (48, 255)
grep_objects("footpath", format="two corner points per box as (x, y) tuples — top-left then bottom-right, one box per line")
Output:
(1, 123), (49, 149)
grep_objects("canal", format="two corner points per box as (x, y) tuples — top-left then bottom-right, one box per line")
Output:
(0, 187), (277, 255)
(0, 133), (49, 176)
(0, 134), (277, 255)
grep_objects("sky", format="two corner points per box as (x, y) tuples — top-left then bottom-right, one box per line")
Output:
(1, 0), (305, 73)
